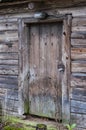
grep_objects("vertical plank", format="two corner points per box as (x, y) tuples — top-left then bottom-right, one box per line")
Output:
(18, 19), (29, 115)
(50, 22), (63, 119)
(29, 22), (63, 118)
(39, 23), (47, 79)
(39, 23), (49, 116)
(56, 22), (63, 119)
(62, 14), (72, 120)
(29, 24), (40, 114)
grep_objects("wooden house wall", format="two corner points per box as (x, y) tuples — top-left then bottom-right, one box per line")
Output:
(71, 17), (86, 129)
(70, 17), (86, 129)
(0, 5), (86, 129)
(0, 19), (19, 115)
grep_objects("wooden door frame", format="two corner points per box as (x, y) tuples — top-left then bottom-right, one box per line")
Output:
(18, 14), (72, 120)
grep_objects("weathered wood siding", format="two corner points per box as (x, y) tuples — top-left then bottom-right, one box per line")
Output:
(70, 17), (86, 129)
(0, 20), (19, 115)
(0, 1), (85, 128)
(28, 22), (63, 118)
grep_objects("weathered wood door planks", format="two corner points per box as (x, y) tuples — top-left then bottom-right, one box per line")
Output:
(18, 15), (71, 120)
(28, 22), (63, 118)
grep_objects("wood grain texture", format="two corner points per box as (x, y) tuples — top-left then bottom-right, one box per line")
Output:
(0, 22), (18, 31)
(18, 18), (29, 115)
(72, 62), (86, 72)
(0, 75), (18, 85)
(71, 75), (86, 86)
(71, 39), (86, 47)
(0, 83), (18, 89)
(4, 88), (18, 113)
(0, 0), (86, 15)
(0, 31), (18, 42)
(0, 65), (18, 75)
(0, 19), (19, 116)
(0, 59), (18, 65)
(71, 86), (86, 101)
(0, 3), (86, 129)
(71, 100), (86, 114)
(71, 31), (86, 39)
(29, 22), (62, 118)
(5, 99), (18, 112)
(72, 17), (86, 32)
(71, 17), (86, 129)
(0, 52), (18, 60)
(71, 48), (86, 60)
(5, 89), (18, 100)
(72, 26), (86, 32)
(71, 113), (86, 128)
(72, 17), (86, 27)
(0, 43), (18, 53)
(0, 88), (7, 97)
(62, 14), (72, 120)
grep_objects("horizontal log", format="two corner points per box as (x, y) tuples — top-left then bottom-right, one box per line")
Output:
(71, 113), (86, 128)
(0, 83), (18, 89)
(0, 0), (86, 16)
(3, 110), (18, 116)
(72, 26), (86, 32)
(71, 48), (86, 60)
(0, 59), (18, 65)
(5, 99), (18, 112)
(0, 65), (18, 75)
(71, 31), (86, 39)
(0, 88), (6, 97)
(71, 62), (86, 72)
(71, 100), (86, 114)
(72, 72), (86, 77)
(0, 6), (86, 19)
(71, 39), (86, 46)
(5, 99), (18, 107)
(0, 31), (18, 42)
(0, 75), (18, 85)
(4, 109), (18, 114)
(0, 19), (17, 23)
(0, 60), (18, 66)
(6, 89), (18, 100)
(0, 42), (18, 53)
(71, 86), (86, 101)
(72, 17), (86, 27)
(0, 22), (18, 31)
(71, 75), (86, 86)
(0, 52), (18, 60)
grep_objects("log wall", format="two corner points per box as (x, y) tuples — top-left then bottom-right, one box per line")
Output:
(0, 20), (19, 115)
(71, 16), (86, 129)
(0, 2), (86, 129)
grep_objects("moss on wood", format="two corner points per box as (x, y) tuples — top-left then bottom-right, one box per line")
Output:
(3, 116), (57, 130)
(24, 100), (30, 114)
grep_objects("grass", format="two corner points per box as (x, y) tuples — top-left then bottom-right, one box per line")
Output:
(1, 116), (57, 130)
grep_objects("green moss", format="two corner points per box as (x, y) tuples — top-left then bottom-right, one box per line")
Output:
(31, 112), (51, 118)
(36, 124), (47, 128)
(47, 126), (57, 130)
(24, 100), (30, 114)
(3, 116), (57, 130)
(4, 125), (35, 130)
(4, 125), (24, 130)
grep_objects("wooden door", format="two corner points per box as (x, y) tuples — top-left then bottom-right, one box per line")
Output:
(28, 22), (63, 118)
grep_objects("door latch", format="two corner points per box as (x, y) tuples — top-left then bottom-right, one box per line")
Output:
(58, 64), (65, 72)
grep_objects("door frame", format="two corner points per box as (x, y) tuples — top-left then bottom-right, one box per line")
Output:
(18, 14), (72, 120)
